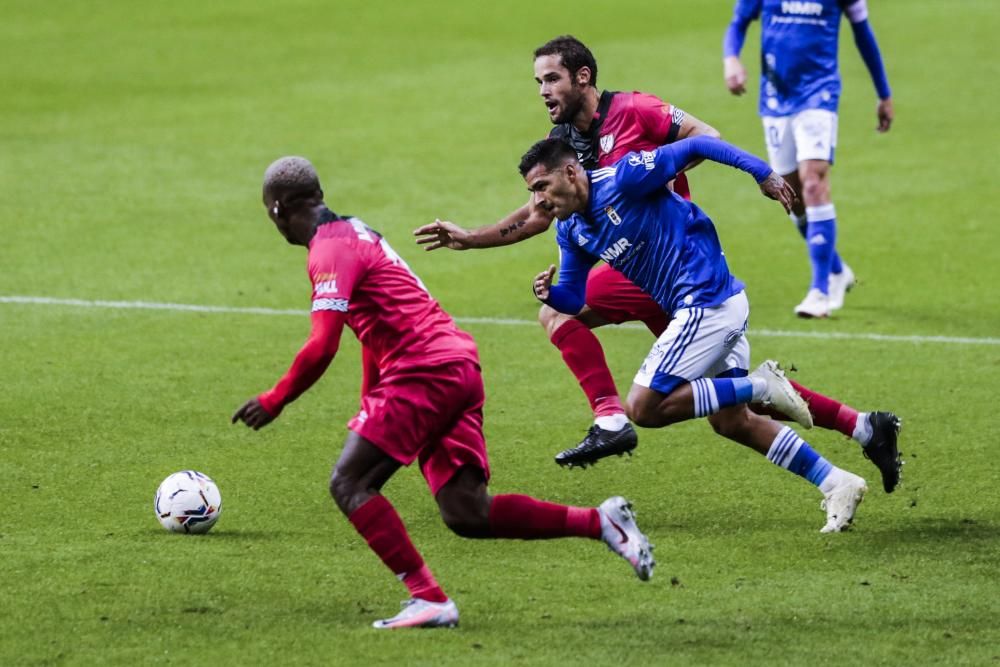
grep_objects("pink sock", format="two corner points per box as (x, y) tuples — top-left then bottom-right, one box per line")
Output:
(348, 495), (447, 603)
(489, 494), (601, 540)
(550, 320), (623, 418)
(834, 404), (861, 439)
(752, 380), (859, 439)
(790, 380), (859, 437)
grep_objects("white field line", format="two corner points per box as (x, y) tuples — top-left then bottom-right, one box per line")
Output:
(2, 294), (999, 347)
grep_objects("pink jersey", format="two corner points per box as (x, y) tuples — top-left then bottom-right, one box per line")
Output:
(598, 92), (690, 199)
(598, 92), (680, 162)
(257, 212), (479, 417)
(308, 216), (479, 373)
(550, 90), (690, 199)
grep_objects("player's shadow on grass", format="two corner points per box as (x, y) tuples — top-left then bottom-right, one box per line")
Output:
(866, 517), (999, 544)
(142, 528), (289, 540)
(194, 529), (293, 540)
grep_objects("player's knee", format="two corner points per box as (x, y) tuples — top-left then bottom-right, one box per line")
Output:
(440, 511), (486, 538)
(436, 467), (491, 537)
(438, 497), (490, 538)
(627, 385), (688, 428)
(800, 172), (830, 204)
(328, 467), (359, 514)
(626, 396), (663, 428)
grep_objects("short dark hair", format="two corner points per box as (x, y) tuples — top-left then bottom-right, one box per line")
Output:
(519, 138), (579, 177)
(534, 35), (598, 87)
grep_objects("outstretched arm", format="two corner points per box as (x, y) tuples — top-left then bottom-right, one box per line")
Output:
(623, 138), (797, 212)
(667, 136), (772, 182)
(671, 138), (797, 211)
(631, 94), (720, 188)
(232, 309), (346, 429)
(722, 0), (760, 95)
(414, 199), (554, 250)
(846, 1), (893, 132)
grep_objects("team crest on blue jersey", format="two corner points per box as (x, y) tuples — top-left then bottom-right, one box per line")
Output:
(627, 151), (656, 171)
(599, 133), (615, 155)
(605, 206), (622, 225)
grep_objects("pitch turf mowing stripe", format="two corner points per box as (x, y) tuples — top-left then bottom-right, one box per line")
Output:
(3, 294), (999, 347)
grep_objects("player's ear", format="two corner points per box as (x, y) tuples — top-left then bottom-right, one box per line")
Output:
(576, 66), (592, 87)
(564, 161), (577, 182)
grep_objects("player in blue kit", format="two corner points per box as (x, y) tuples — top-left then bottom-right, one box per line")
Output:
(522, 136), (869, 532)
(723, 0), (893, 318)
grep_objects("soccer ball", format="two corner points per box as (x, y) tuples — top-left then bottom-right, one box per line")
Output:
(154, 470), (222, 534)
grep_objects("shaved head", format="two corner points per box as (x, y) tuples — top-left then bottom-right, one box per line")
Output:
(262, 156), (322, 205)
(260, 156), (328, 246)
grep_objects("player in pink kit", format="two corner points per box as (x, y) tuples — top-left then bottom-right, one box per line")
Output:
(414, 35), (901, 494)
(232, 157), (654, 630)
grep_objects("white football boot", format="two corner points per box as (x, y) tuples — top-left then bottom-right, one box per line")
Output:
(750, 360), (814, 429)
(827, 264), (856, 311)
(598, 496), (655, 581)
(820, 473), (868, 533)
(372, 598), (459, 629)
(794, 288), (830, 319)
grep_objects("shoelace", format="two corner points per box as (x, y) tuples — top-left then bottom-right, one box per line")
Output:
(563, 427), (601, 454)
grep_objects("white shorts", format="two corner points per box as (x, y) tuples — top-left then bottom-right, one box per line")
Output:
(762, 109), (838, 175)
(633, 291), (751, 395)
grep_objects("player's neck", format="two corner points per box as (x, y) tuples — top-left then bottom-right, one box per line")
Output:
(291, 204), (332, 246)
(575, 170), (590, 214)
(570, 88), (601, 133)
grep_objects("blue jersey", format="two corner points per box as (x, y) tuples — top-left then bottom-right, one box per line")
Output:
(728, 0), (871, 116)
(552, 145), (746, 315)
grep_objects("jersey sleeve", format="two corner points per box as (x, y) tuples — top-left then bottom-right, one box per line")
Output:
(632, 92), (683, 145)
(614, 148), (683, 198)
(309, 238), (367, 314)
(840, 0), (868, 22)
(255, 238), (367, 416)
(618, 138), (772, 198)
(544, 223), (594, 315)
(257, 309), (347, 416)
(844, 1), (891, 100)
(723, 0), (762, 57)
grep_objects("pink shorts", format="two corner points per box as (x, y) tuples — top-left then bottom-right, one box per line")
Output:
(585, 263), (669, 335)
(347, 359), (490, 496)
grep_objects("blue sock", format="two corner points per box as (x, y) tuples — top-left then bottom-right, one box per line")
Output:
(766, 426), (833, 487)
(791, 212), (807, 240)
(691, 378), (753, 418)
(830, 250), (844, 275)
(806, 205), (837, 294)
(797, 210), (843, 275)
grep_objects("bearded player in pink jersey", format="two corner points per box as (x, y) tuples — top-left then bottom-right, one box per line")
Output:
(414, 35), (901, 494)
(232, 157), (654, 630)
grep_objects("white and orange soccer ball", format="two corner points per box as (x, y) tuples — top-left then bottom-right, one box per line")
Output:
(154, 470), (222, 534)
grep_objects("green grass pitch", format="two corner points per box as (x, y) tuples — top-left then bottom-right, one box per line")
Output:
(2, 0), (999, 664)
